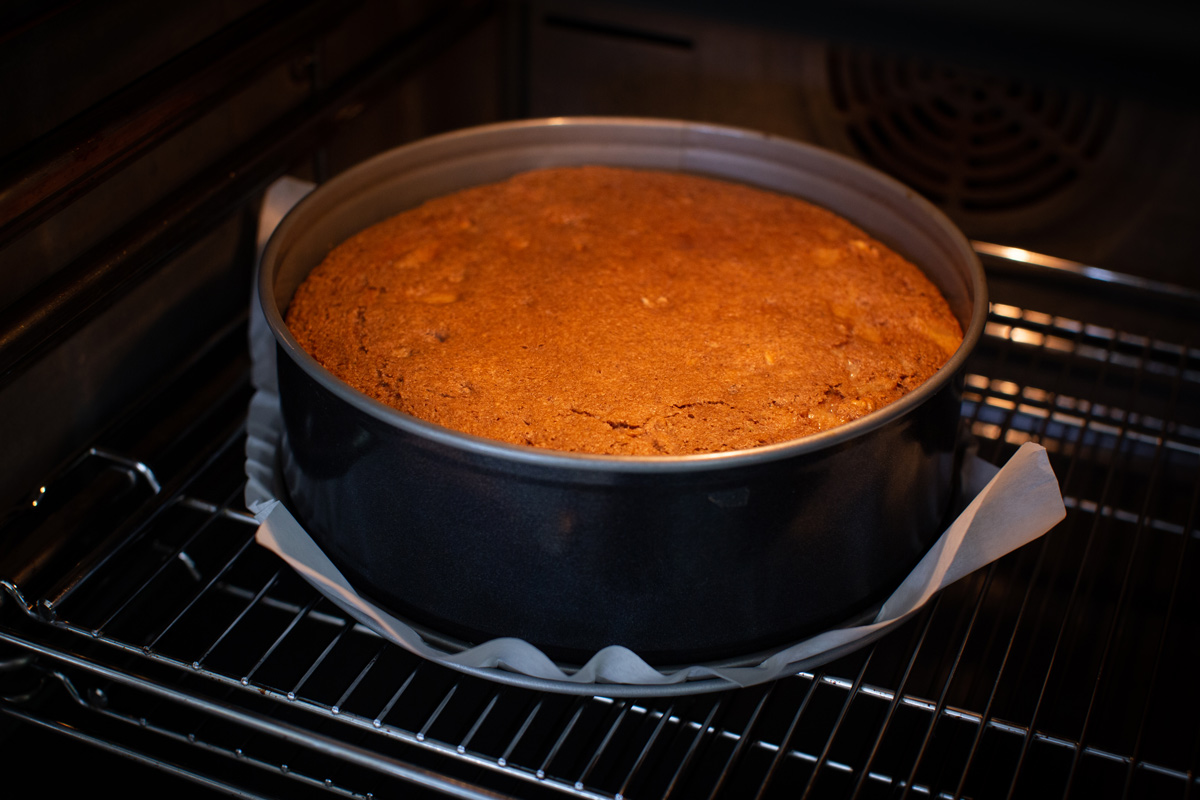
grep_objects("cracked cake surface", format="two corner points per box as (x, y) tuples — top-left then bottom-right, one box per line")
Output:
(285, 166), (963, 455)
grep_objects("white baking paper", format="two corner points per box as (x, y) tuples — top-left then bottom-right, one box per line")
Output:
(243, 176), (1067, 693)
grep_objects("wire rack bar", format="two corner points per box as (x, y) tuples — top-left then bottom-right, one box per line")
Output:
(704, 688), (770, 800)
(575, 699), (629, 790)
(374, 667), (420, 729)
(753, 676), (820, 798)
(290, 621), (354, 701)
(847, 593), (942, 798)
(241, 595), (323, 686)
(196, 570), (282, 669)
(537, 699), (587, 780)
(1061, 341), (1188, 795)
(332, 639), (388, 716)
(0, 632), (523, 800)
(0, 706), (277, 800)
(145, 529), (260, 652)
(614, 700), (674, 799)
(1008, 334), (1153, 798)
(803, 650), (875, 798)
(1119, 463), (1200, 799)
(419, 683), (461, 742)
(661, 699), (720, 799)
(458, 692), (501, 754)
(897, 573), (997, 800)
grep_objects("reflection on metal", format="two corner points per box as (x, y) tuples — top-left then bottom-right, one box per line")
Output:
(975, 241), (1200, 302)
(89, 448), (162, 494)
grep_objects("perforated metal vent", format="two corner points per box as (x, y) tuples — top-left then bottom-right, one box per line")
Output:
(825, 47), (1118, 213)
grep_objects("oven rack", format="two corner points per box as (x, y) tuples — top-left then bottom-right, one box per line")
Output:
(2, 253), (1199, 799)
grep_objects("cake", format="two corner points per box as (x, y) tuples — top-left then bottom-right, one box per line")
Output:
(285, 166), (963, 456)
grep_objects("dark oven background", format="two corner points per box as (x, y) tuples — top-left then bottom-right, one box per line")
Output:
(1, 1), (1198, 797)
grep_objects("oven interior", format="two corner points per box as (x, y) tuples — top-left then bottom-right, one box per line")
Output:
(2, 1), (1198, 797)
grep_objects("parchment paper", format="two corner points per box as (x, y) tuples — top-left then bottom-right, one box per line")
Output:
(244, 177), (1067, 693)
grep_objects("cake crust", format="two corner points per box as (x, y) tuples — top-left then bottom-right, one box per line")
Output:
(286, 166), (963, 455)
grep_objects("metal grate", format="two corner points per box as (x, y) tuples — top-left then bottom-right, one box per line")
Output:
(2, 255), (1199, 799)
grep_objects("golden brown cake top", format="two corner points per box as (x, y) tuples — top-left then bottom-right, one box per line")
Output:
(286, 166), (963, 456)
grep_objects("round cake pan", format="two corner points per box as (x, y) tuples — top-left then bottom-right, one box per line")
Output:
(259, 117), (988, 666)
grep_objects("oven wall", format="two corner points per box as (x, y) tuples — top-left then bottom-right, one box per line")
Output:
(0, 0), (506, 510)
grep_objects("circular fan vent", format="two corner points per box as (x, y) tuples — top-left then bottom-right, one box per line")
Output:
(825, 47), (1117, 213)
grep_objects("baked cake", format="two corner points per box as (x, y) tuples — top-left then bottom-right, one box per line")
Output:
(285, 166), (963, 455)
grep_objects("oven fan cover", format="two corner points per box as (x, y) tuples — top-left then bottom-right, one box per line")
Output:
(805, 45), (1182, 262)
